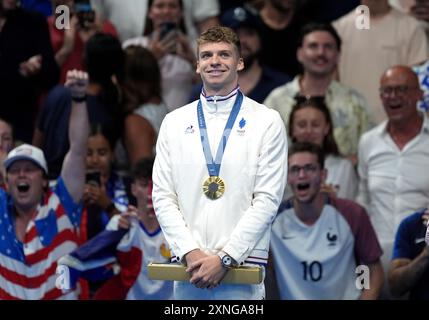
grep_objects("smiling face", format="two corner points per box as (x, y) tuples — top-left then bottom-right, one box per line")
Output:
(291, 106), (330, 147)
(288, 152), (326, 204)
(298, 30), (339, 78)
(148, 0), (182, 29)
(196, 41), (244, 96)
(379, 66), (423, 126)
(6, 160), (46, 213)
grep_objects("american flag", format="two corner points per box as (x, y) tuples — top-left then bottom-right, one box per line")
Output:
(58, 215), (173, 300)
(0, 178), (83, 300)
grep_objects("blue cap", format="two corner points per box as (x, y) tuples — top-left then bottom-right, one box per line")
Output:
(220, 7), (259, 31)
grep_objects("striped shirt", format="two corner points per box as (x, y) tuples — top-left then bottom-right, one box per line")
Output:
(0, 178), (82, 300)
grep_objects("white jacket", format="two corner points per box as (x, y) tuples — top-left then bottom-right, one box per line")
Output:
(153, 90), (287, 265)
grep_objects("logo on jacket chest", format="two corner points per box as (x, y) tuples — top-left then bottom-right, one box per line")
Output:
(326, 228), (338, 247)
(185, 118), (247, 136)
(236, 117), (246, 136)
(185, 124), (194, 134)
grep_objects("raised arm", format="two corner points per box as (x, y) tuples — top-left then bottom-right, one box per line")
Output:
(389, 249), (429, 297)
(61, 70), (90, 202)
(388, 211), (429, 297)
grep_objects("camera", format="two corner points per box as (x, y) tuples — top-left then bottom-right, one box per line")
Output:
(75, 0), (95, 29)
(85, 171), (101, 186)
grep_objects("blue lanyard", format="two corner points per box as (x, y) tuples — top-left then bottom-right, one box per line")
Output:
(197, 91), (243, 177)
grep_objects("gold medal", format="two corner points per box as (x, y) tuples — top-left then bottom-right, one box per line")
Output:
(202, 176), (225, 200)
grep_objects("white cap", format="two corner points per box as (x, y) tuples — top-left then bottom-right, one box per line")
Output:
(4, 144), (48, 174)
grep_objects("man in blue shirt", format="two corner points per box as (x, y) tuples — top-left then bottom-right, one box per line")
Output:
(389, 209), (429, 299)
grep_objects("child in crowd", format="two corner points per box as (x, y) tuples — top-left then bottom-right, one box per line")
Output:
(59, 157), (173, 300)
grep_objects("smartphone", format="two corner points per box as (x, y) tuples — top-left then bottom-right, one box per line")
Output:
(85, 171), (101, 186)
(160, 22), (177, 39)
(75, 0), (95, 29)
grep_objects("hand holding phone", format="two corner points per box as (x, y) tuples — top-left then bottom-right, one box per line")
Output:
(75, 1), (95, 29)
(85, 171), (101, 186)
(160, 22), (177, 39)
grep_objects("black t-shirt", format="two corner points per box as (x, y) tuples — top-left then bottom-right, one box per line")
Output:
(0, 8), (59, 142)
(255, 14), (304, 78)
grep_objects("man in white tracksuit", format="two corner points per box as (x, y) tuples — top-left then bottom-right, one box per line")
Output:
(152, 26), (288, 300)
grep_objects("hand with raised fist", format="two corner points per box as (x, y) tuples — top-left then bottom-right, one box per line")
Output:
(65, 69), (89, 102)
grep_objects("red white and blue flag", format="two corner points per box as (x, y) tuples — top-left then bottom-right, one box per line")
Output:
(58, 215), (173, 300)
(0, 178), (83, 300)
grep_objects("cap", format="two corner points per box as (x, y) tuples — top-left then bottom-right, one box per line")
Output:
(4, 144), (48, 174)
(220, 7), (259, 31)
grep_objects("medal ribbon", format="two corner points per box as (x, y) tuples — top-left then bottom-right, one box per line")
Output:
(197, 90), (243, 177)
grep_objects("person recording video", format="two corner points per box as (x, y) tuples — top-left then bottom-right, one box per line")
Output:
(47, 0), (118, 83)
(122, 0), (196, 112)
(82, 123), (129, 241)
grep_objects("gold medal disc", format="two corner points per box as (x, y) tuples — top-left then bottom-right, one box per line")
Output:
(202, 176), (225, 200)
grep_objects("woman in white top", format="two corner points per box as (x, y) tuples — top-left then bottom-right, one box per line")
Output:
(122, 0), (196, 111)
(116, 45), (167, 173)
(288, 98), (358, 200)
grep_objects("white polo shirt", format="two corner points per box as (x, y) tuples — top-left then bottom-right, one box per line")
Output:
(357, 113), (429, 252)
